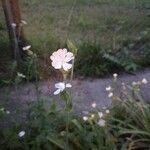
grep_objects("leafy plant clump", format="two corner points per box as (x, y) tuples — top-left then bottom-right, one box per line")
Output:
(75, 42), (115, 77)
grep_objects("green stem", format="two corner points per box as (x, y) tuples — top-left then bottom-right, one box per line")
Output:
(65, 109), (69, 150)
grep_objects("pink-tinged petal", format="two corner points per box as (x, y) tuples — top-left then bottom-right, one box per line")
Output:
(54, 89), (61, 95)
(62, 48), (68, 54)
(65, 52), (74, 62)
(63, 63), (72, 71)
(52, 61), (62, 69)
(50, 55), (54, 61)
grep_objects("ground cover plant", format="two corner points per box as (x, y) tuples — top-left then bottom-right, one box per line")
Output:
(0, 46), (150, 149)
(0, 0), (150, 79)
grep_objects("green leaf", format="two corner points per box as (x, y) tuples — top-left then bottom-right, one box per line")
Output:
(48, 102), (56, 113)
(67, 39), (78, 55)
(47, 135), (64, 149)
(72, 119), (82, 130)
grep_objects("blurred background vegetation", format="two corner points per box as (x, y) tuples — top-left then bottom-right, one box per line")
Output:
(0, 0), (150, 80)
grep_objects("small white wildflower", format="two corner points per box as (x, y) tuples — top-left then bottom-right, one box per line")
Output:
(60, 131), (65, 136)
(54, 82), (72, 95)
(6, 110), (10, 114)
(106, 86), (111, 91)
(11, 23), (16, 27)
(17, 72), (26, 78)
(132, 81), (141, 86)
(21, 20), (27, 25)
(18, 131), (25, 137)
(91, 114), (95, 118)
(132, 81), (137, 86)
(23, 45), (31, 51)
(113, 73), (118, 78)
(108, 92), (113, 98)
(141, 78), (148, 84)
(98, 112), (103, 118)
(98, 119), (106, 127)
(91, 102), (96, 108)
(83, 116), (88, 121)
(105, 110), (110, 114)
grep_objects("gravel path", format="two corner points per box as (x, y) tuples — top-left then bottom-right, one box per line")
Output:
(0, 69), (150, 123)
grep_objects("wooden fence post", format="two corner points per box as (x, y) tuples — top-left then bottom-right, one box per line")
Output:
(1, 0), (23, 60)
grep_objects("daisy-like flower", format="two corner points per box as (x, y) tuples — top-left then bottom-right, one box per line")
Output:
(23, 45), (31, 51)
(108, 92), (113, 98)
(141, 78), (148, 84)
(18, 131), (25, 137)
(106, 86), (111, 91)
(50, 48), (74, 71)
(91, 102), (96, 108)
(83, 116), (88, 121)
(98, 119), (106, 127)
(17, 72), (26, 78)
(54, 82), (72, 95)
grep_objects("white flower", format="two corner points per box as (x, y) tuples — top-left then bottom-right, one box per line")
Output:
(60, 131), (66, 136)
(105, 110), (110, 114)
(106, 86), (111, 91)
(91, 114), (95, 118)
(98, 119), (106, 127)
(6, 110), (10, 114)
(17, 72), (26, 78)
(83, 116), (88, 121)
(18, 131), (25, 137)
(141, 78), (148, 84)
(113, 73), (118, 78)
(54, 82), (72, 95)
(11, 23), (16, 27)
(108, 92), (113, 98)
(98, 112), (103, 118)
(23, 45), (31, 51)
(50, 48), (74, 71)
(132, 81), (140, 86)
(132, 81), (137, 86)
(91, 102), (96, 108)
(21, 20), (27, 25)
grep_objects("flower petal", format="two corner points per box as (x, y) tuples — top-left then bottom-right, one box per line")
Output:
(52, 61), (62, 69)
(54, 89), (61, 95)
(55, 82), (65, 91)
(65, 52), (74, 62)
(63, 63), (72, 71)
(66, 83), (72, 88)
